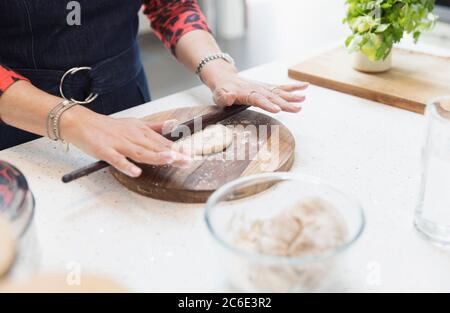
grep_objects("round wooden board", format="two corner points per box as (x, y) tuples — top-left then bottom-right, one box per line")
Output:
(111, 106), (295, 203)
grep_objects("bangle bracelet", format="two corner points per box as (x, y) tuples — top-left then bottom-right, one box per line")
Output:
(46, 99), (77, 142)
(46, 100), (69, 141)
(195, 53), (235, 77)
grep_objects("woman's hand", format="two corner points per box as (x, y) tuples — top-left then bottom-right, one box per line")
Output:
(174, 31), (308, 112)
(201, 61), (309, 113)
(61, 106), (191, 178)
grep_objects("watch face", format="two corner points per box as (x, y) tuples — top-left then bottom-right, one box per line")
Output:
(0, 161), (29, 218)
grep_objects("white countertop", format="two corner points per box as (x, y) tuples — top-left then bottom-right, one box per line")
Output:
(2, 43), (450, 292)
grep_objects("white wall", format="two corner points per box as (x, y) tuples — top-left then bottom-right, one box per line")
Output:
(138, 9), (151, 35)
(241, 0), (348, 65)
(137, 0), (349, 51)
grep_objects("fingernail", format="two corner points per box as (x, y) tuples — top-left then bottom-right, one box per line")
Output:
(128, 166), (142, 177)
(163, 119), (179, 132)
(292, 105), (302, 112)
(174, 158), (193, 169)
(175, 152), (192, 162)
(172, 154), (193, 169)
(181, 146), (192, 156)
(272, 105), (281, 112)
(161, 151), (176, 164)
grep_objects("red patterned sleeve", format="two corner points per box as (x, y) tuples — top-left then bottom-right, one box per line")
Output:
(0, 65), (29, 97)
(142, 0), (211, 56)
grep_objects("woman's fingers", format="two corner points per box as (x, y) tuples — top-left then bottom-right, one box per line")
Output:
(99, 145), (189, 178)
(99, 148), (142, 178)
(244, 85), (301, 113)
(260, 89), (302, 113)
(127, 120), (192, 167)
(213, 88), (237, 107)
(130, 130), (191, 165)
(118, 141), (191, 168)
(130, 149), (177, 166)
(274, 89), (306, 103)
(130, 146), (191, 168)
(213, 80), (308, 113)
(255, 82), (307, 112)
(247, 92), (281, 113)
(74, 116), (194, 176)
(148, 119), (179, 135)
(278, 82), (309, 92)
(270, 88), (305, 112)
(143, 127), (175, 151)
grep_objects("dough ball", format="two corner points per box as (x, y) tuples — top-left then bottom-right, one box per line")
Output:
(173, 124), (233, 156)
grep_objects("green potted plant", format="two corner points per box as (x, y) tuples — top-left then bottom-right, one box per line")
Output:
(344, 0), (437, 72)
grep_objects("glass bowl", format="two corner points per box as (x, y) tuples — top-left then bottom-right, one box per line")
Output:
(0, 160), (38, 280)
(205, 172), (365, 292)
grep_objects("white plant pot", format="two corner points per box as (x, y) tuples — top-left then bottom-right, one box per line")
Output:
(352, 51), (392, 73)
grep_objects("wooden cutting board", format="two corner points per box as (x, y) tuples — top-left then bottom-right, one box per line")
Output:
(288, 47), (450, 114)
(111, 106), (295, 203)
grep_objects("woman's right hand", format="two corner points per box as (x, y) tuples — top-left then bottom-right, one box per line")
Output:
(60, 106), (191, 177)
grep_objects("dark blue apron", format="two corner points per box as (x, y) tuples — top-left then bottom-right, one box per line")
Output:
(0, 0), (151, 150)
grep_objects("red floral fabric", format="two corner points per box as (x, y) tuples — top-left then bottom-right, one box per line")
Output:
(143, 0), (210, 55)
(0, 0), (209, 97)
(0, 65), (29, 97)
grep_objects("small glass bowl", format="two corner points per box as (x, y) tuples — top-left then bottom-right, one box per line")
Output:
(205, 172), (365, 292)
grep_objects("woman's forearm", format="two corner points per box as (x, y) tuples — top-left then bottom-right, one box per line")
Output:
(0, 80), (90, 138)
(175, 30), (238, 89)
(0, 81), (189, 176)
(0, 29), (230, 137)
(175, 30), (308, 112)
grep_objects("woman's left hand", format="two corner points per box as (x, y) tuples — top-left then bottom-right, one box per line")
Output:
(202, 63), (309, 113)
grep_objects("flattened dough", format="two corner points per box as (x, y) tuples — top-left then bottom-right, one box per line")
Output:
(174, 124), (233, 156)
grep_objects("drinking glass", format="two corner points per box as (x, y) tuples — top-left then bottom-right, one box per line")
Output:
(415, 97), (450, 247)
